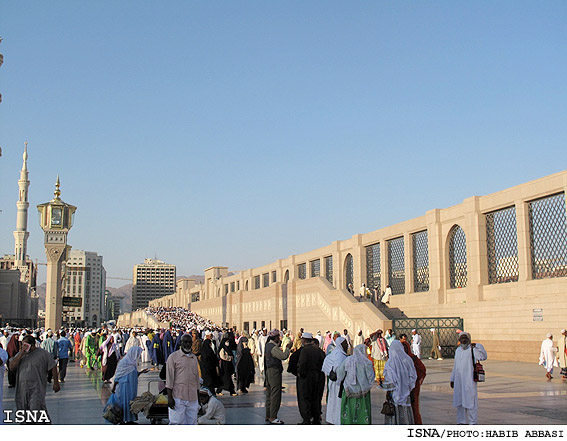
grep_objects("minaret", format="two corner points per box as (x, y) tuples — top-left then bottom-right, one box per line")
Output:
(13, 142), (30, 281)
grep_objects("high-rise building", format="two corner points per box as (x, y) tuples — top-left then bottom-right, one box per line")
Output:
(132, 258), (176, 310)
(64, 250), (106, 327)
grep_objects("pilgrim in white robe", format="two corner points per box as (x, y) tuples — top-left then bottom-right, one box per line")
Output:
(411, 333), (422, 359)
(0, 347), (8, 425)
(353, 332), (364, 348)
(450, 342), (487, 425)
(381, 286), (392, 304)
(558, 333), (567, 370)
(321, 337), (347, 425)
(257, 334), (267, 374)
(140, 335), (150, 363)
(539, 338), (558, 373)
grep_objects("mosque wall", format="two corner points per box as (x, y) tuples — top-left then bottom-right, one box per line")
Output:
(120, 170), (567, 362)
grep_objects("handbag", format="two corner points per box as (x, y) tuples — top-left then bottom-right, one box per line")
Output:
(338, 378), (345, 398)
(219, 348), (233, 362)
(380, 392), (396, 416)
(328, 368), (337, 382)
(472, 345), (485, 382)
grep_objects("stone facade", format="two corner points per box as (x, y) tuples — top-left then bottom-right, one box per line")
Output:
(119, 171), (567, 361)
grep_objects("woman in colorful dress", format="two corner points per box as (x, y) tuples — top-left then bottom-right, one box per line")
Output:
(335, 344), (375, 425)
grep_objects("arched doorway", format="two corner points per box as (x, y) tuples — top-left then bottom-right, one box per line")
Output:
(448, 225), (467, 288)
(345, 253), (354, 291)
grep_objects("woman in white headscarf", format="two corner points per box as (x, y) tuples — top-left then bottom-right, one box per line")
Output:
(124, 330), (141, 355)
(335, 344), (375, 424)
(321, 336), (347, 425)
(100, 335), (120, 383)
(383, 340), (417, 424)
(107, 346), (148, 424)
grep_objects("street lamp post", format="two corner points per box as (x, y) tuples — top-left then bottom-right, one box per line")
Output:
(37, 176), (76, 330)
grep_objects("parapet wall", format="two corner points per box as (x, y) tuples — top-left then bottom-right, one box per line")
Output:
(117, 309), (161, 329)
(124, 170), (567, 361)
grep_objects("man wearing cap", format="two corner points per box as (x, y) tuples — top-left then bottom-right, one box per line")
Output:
(264, 329), (292, 424)
(411, 329), (422, 359)
(197, 387), (225, 425)
(296, 332), (325, 424)
(450, 332), (487, 424)
(539, 333), (558, 381)
(167, 334), (200, 424)
(257, 328), (268, 375)
(559, 329), (567, 382)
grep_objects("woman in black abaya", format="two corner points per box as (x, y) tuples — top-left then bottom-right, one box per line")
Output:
(236, 336), (255, 394)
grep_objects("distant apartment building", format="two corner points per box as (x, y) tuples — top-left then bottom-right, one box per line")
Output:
(64, 250), (106, 327)
(132, 259), (176, 310)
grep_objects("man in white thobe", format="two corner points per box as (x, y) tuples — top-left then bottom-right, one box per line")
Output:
(450, 332), (487, 425)
(382, 285), (392, 304)
(353, 330), (364, 348)
(0, 345), (8, 425)
(257, 329), (268, 375)
(559, 329), (567, 381)
(539, 333), (558, 381)
(0, 330), (9, 351)
(315, 331), (324, 349)
(411, 329), (422, 359)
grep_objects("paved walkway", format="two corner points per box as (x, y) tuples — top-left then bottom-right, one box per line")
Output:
(2, 358), (566, 425)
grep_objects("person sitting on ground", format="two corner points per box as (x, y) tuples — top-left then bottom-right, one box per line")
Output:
(197, 387), (225, 425)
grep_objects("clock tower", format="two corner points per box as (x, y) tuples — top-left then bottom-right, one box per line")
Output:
(37, 176), (77, 330)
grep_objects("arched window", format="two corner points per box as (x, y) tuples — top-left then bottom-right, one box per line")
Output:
(284, 270), (289, 284)
(448, 225), (467, 288)
(245, 280), (249, 291)
(345, 254), (354, 290)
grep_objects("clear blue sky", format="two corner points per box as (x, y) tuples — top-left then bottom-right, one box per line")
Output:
(1, 2), (566, 287)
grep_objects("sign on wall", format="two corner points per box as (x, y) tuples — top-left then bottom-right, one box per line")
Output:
(533, 308), (543, 321)
(62, 296), (82, 307)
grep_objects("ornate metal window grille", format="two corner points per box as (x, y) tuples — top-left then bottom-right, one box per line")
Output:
(486, 206), (518, 284)
(392, 317), (464, 358)
(230, 282), (235, 292)
(345, 254), (354, 289)
(529, 192), (567, 279)
(449, 225), (467, 288)
(298, 263), (307, 280)
(254, 275), (260, 289)
(365, 243), (381, 291)
(310, 259), (321, 277)
(325, 256), (333, 284)
(263, 273), (269, 287)
(388, 237), (405, 294)
(412, 231), (429, 292)
(272, 271), (277, 283)
(224, 284), (228, 295)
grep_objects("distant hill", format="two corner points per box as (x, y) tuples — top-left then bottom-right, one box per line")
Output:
(36, 275), (207, 313)
(106, 284), (133, 312)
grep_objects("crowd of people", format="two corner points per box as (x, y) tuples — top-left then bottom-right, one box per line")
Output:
(1, 316), (566, 426)
(144, 306), (218, 330)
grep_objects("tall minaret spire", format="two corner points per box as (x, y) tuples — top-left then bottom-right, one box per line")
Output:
(14, 142), (30, 275)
